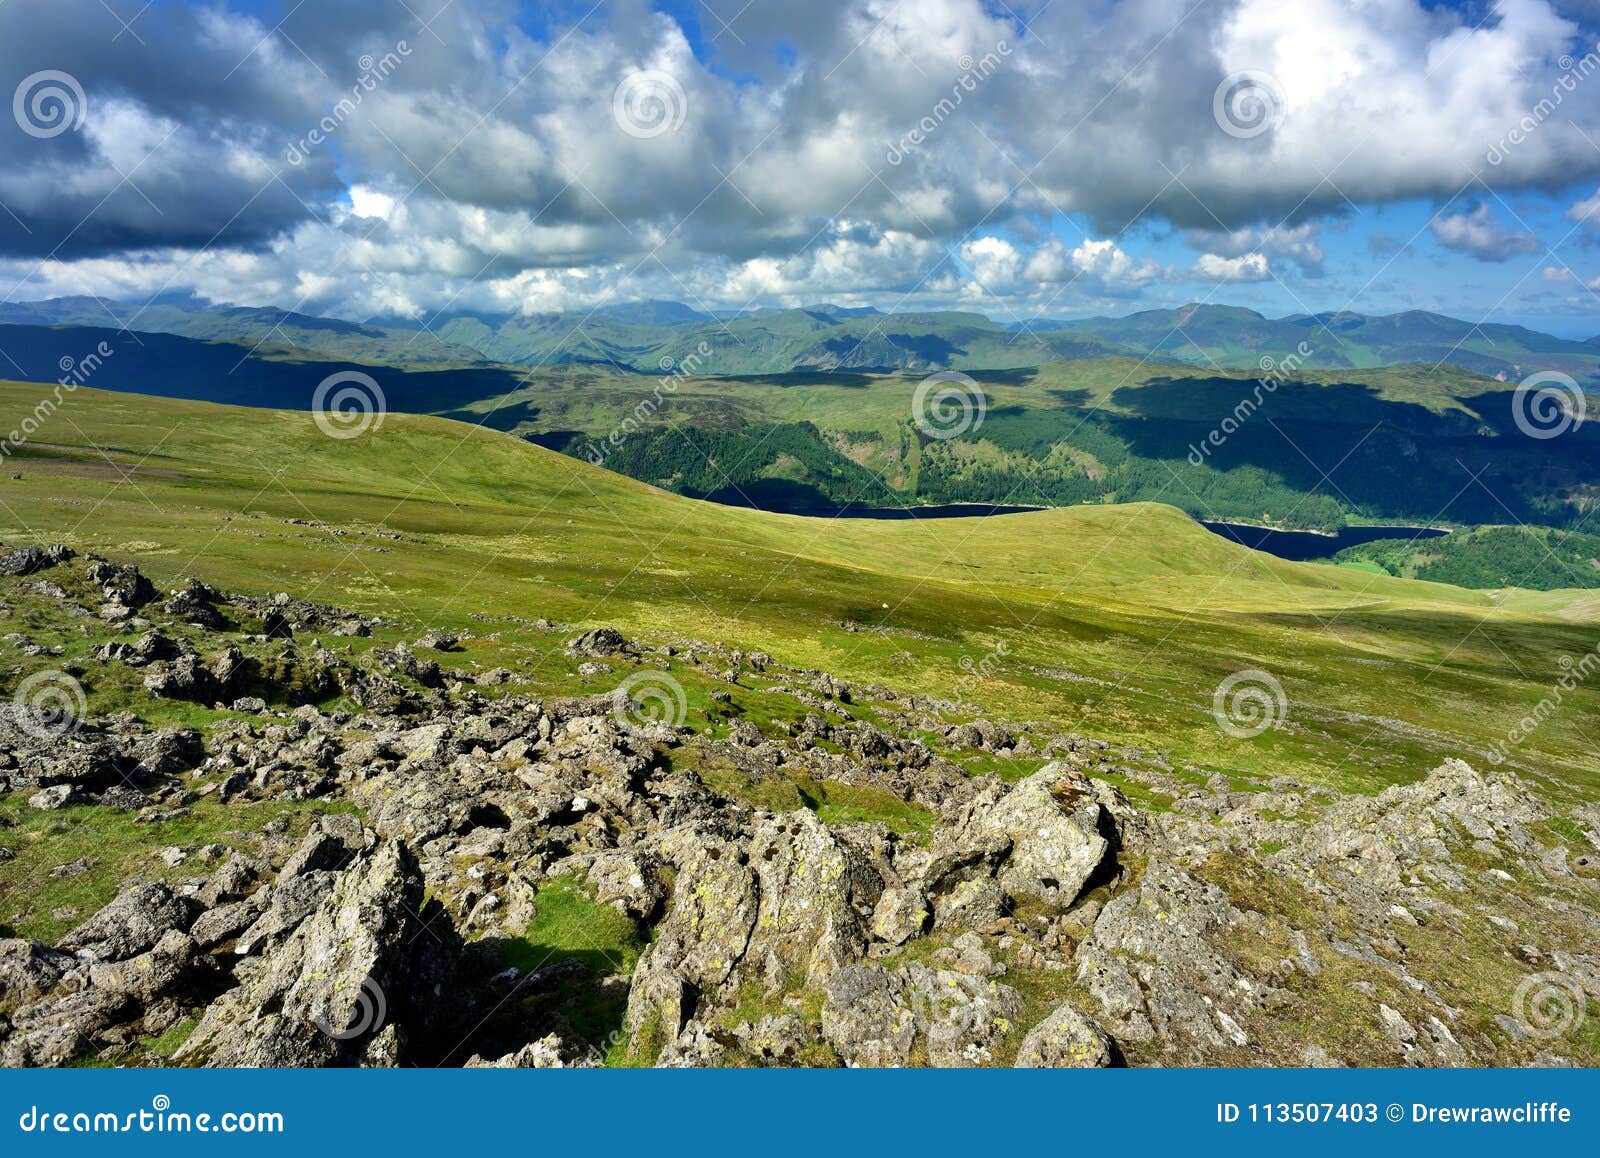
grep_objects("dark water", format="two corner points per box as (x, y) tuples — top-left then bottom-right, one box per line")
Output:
(778, 502), (1044, 520)
(1200, 520), (1449, 561)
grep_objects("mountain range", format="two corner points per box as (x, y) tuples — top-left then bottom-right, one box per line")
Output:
(5, 296), (1599, 382)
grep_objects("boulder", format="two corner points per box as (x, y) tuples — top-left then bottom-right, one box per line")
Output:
(86, 561), (155, 608)
(27, 785), (76, 810)
(87, 930), (214, 1003)
(954, 764), (1111, 906)
(742, 810), (882, 988)
(175, 840), (458, 1067)
(565, 628), (630, 658)
(1074, 858), (1266, 1059)
(0, 545), (73, 576)
(59, 883), (200, 963)
(0, 938), (80, 1004)
(821, 964), (917, 1067)
(870, 885), (930, 946)
(1015, 1002), (1115, 1068)
(904, 963), (1024, 1067)
(820, 962), (1024, 1067)
(164, 580), (228, 629)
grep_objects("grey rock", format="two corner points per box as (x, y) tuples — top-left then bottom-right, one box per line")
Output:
(176, 840), (457, 1067)
(821, 964), (917, 1067)
(0, 938), (80, 1004)
(87, 930), (212, 1003)
(904, 963), (1024, 1067)
(1015, 1002), (1114, 1068)
(565, 628), (630, 658)
(870, 885), (930, 946)
(59, 884), (200, 963)
(1074, 858), (1265, 1060)
(190, 898), (266, 950)
(27, 785), (76, 810)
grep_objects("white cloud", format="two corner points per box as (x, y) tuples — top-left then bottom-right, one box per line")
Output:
(1185, 222), (1324, 276)
(3, 0), (1600, 314)
(1568, 186), (1600, 224)
(1430, 203), (1541, 261)
(1193, 252), (1272, 282)
(1061, 239), (1165, 287)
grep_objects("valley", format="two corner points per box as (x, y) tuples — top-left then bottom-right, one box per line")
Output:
(4, 308), (1599, 576)
(0, 380), (1595, 1068)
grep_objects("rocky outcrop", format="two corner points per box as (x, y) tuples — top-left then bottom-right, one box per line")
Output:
(819, 961), (1024, 1067)
(2, 551), (1597, 1071)
(59, 884), (200, 963)
(1073, 858), (1264, 1060)
(176, 840), (457, 1067)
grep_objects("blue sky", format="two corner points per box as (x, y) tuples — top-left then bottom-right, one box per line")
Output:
(1073, 196), (1600, 336)
(5, 0), (1600, 335)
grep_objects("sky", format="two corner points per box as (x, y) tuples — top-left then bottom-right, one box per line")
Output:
(6, 0), (1600, 335)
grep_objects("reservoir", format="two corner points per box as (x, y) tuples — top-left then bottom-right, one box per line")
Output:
(1200, 520), (1449, 561)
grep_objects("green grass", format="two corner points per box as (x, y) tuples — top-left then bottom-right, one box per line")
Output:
(793, 778), (936, 838)
(0, 795), (354, 945)
(144, 1017), (198, 1058)
(0, 380), (1596, 813)
(495, 876), (647, 1061)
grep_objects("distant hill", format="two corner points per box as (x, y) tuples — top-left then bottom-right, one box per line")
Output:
(0, 323), (529, 412)
(0, 297), (488, 368)
(7, 296), (1600, 382)
(1055, 304), (1600, 382)
(3, 319), (1597, 536)
(588, 300), (714, 326)
(433, 306), (1129, 372)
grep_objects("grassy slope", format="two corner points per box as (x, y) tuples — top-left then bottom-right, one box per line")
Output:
(457, 357), (1600, 536)
(454, 358), (1502, 440)
(1, 381), (1596, 805)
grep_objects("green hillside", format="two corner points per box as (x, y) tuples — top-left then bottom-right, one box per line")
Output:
(1, 380), (1597, 800)
(0, 298), (486, 368)
(471, 359), (1600, 535)
(3, 319), (1595, 538)
(1336, 524), (1600, 590)
(1053, 305), (1600, 382)
(435, 305), (1128, 372)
